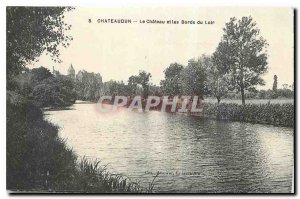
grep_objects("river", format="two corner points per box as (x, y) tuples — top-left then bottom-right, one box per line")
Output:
(45, 102), (294, 193)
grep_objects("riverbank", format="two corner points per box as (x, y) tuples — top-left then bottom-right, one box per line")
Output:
(100, 97), (294, 127)
(203, 102), (294, 127)
(203, 98), (294, 105)
(6, 94), (149, 193)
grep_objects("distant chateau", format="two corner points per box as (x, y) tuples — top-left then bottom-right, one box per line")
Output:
(52, 64), (102, 84)
(67, 64), (75, 79)
(52, 63), (104, 100)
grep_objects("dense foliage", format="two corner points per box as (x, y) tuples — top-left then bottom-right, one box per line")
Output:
(7, 7), (73, 81)
(102, 70), (159, 98)
(12, 66), (76, 107)
(213, 16), (269, 104)
(159, 55), (293, 102)
(160, 63), (184, 96)
(75, 70), (102, 101)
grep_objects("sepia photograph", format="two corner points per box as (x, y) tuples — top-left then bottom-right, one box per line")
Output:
(6, 6), (294, 193)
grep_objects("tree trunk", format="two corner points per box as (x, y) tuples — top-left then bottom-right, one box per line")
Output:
(241, 86), (245, 105)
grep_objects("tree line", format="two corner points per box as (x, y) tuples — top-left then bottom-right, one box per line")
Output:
(9, 14), (293, 106)
(102, 70), (160, 99)
(103, 16), (280, 105)
(160, 16), (270, 105)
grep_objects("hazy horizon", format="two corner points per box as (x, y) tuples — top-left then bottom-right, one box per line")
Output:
(31, 7), (294, 89)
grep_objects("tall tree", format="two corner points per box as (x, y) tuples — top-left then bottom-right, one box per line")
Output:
(31, 66), (53, 85)
(213, 16), (268, 105)
(128, 75), (140, 96)
(205, 55), (230, 103)
(180, 58), (208, 96)
(272, 75), (278, 98)
(137, 70), (152, 98)
(127, 71), (152, 97)
(75, 70), (103, 101)
(272, 75), (278, 91)
(160, 63), (184, 96)
(7, 7), (73, 84)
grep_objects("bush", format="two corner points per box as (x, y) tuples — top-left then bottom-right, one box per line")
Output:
(203, 102), (294, 127)
(33, 76), (76, 108)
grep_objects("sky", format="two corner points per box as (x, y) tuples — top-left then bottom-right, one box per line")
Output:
(32, 7), (294, 89)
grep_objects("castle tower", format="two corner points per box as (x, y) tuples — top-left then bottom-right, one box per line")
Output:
(68, 64), (75, 79)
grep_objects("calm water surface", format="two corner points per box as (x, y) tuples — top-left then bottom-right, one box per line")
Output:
(45, 102), (294, 193)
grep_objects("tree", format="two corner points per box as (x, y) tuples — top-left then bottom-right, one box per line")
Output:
(160, 63), (183, 95)
(127, 71), (152, 97)
(32, 77), (59, 107)
(149, 83), (162, 96)
(180, 58), (208, 96)
(128, 75), (140, 96)
(204, 55), (230, 103)
(33, 75), (76, 107)
(31, 66), (53, 85)
(282, 83), (289, 90)
(102, 80), (130, 97)
(75, 70), (103, 101)
(213, 16), (268, 105)
(7, 7), (73, 84)
(138, 70), (152, 97)
(272, 75), (278, 91)
(272, 75), (278, 98)
(56, 75), (76, 104)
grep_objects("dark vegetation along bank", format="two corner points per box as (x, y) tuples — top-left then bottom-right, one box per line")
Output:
(6, 57), (151, 193)
(7, 92), (153, 193)
(203, 103), (294, 127)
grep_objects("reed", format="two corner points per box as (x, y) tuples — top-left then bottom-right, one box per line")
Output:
(203, 102), (294, 127)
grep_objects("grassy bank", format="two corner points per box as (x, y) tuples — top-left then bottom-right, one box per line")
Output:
(203, 102), (294, 127)
(7, 93), (150, 193)
(203, 98), (294, 105)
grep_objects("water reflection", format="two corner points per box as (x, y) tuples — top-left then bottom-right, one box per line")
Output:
(45, 103), (293, 193)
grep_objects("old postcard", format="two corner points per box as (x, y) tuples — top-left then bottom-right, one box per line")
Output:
(6, 7), (294, 193)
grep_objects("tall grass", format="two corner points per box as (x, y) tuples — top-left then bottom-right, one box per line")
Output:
(7, 98), (153, 193)
(203, 102), (294, 127)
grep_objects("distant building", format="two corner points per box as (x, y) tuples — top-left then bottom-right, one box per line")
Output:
(67, 64), (75, 79)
